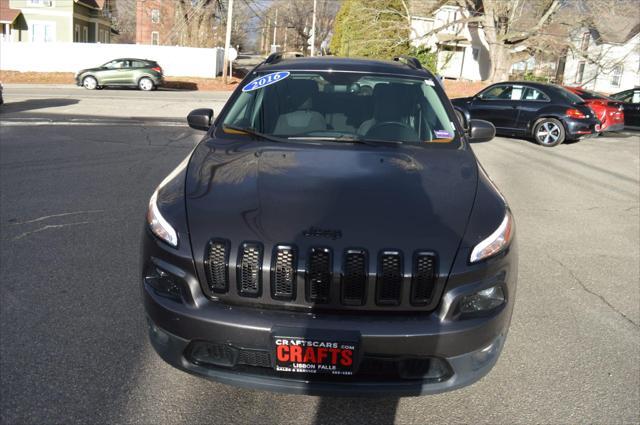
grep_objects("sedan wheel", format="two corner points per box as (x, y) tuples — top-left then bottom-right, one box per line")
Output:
(138, 77), (154, 91)
(82, 76), (97, 90)
(534, 118), (565, 147)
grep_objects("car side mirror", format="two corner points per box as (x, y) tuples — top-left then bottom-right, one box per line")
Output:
(187, 108), (214, 131)
(468, 119), (495, 143)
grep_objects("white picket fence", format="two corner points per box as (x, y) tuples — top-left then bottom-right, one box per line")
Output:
(0, 42), (225, 78)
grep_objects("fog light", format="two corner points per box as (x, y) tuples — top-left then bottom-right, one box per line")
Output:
(459, 285), (505, 313)
(144, 266), (182, 300)
(398, 357), (452, 381)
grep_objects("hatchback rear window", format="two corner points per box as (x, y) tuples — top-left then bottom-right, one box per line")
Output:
(220, 71), (457, 145)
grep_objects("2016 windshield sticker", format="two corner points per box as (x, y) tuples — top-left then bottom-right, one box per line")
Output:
(242, 71), (290, 92)
(424, 79), (435, 86)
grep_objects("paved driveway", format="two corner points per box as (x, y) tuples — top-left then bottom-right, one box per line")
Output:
(1, 85), (638, 424)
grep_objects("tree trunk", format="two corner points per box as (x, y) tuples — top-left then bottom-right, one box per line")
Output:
(480, 0), (512, 82)
(489, 43), (512, 82)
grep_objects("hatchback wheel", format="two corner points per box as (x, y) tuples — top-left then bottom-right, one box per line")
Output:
(138, 77), (154, 91)
(82, 76), (97, 90)
(533, 118), (565, 147)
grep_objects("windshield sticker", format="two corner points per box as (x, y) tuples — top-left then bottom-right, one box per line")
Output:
(424, 79), (435, 86)
(435, 130), (453, 139)
(242, 71), (290, 92)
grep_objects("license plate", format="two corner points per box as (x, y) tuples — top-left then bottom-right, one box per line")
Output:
(273, 336), (358, 376)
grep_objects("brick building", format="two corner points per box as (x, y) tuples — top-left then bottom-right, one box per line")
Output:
(135, 0), (175, 45)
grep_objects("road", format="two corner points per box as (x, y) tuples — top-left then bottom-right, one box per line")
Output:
(1, 85), (638, 424)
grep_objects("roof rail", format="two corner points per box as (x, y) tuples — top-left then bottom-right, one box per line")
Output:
(264, 52), (305, 64)
(265, 52), (283, 64)
(393, 55), (422, 70)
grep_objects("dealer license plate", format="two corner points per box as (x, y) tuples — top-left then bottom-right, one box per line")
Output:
(273, 336), (358, 376)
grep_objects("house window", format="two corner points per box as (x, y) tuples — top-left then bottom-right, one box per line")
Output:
(31, 22), (55, 42)
(151, 9), (160, 24)
(580, 32), (589, 51)
(74, 24), (79, 42)
(151, 31), (159, 45)
(575, 62), (585, 84)
(610, 65), (623, 87)
(82, 26), (88, 42)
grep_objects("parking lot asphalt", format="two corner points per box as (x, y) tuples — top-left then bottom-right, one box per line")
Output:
(1, 85), (639, 424)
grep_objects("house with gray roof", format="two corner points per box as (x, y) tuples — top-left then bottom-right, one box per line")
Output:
(563, 17), (640, 93)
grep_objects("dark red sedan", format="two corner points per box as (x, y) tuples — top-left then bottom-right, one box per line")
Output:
(564, 86), (625, 133)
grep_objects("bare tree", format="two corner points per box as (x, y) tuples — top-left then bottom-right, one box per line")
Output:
(331, 0), (639, 82)
(263, 0), (339, 54)
(112, 0), (137, 43)
(414, 0), (639, 81)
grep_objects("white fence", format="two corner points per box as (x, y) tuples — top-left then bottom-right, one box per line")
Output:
(0, 42), (225, 78)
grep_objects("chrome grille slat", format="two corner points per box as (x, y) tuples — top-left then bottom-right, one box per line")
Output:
(271, 246), (296, 300)
(411, 253), (437, 305)
(342, 250), (367, 305)
(237, 243), (262, 297)
(306, 248), (331, 303)
(376, 251), (403, 305)
(205, 239), (229, 293)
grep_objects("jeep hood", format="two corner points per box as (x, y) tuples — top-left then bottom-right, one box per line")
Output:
(185, 141), (478, 275)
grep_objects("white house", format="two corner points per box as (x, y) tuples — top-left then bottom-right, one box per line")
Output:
(410, 4), (491, 81)
(563, 19), (640, 93)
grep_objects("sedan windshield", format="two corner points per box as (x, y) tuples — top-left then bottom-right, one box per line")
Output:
(220, 71), (457, 145)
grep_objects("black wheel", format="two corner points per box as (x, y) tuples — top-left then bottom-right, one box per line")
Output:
(82, 76), (98, 90)
(533, 118), (565, 147)
(138, 77), (154, 91)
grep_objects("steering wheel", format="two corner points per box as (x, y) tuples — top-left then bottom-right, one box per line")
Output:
(365, 121), (421, 142)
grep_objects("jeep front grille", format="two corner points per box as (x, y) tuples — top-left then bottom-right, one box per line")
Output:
(201, 240), (440, 312)
(341, 250), (367, 305)
(237, 243), (262, 297)
(306, 248), (331, 303)
(376, 251), (403, 305)
(271, 246), (296, 300)
(411, 252), (436, 305)
(205, 239), (229, 293)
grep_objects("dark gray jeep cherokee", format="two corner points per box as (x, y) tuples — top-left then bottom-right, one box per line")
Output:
(142, 54), (517, 396)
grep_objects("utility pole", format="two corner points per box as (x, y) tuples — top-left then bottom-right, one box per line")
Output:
(310, 0), (317, 56)
(222, 0), (234, 84)
(272, 8), (278, 52)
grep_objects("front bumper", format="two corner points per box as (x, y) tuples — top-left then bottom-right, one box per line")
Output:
(147, 315), (507, 396)
(142, 226), (517, 396)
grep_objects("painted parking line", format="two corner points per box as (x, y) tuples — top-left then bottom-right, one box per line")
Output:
(0, 119), (186, 127)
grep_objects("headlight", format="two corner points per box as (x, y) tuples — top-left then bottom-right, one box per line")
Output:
(469, 210), (513, 263)
(147, 191), (178, 247)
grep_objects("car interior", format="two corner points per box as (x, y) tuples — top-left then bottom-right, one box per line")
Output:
(227, 74), (454, 143)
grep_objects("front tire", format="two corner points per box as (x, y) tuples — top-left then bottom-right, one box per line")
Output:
(138, 77), (154, 91)
(82, 76), (98, 90)
(533, 118), (565, 147)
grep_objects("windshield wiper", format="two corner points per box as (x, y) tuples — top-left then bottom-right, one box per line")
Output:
(287, 135), (402, 146)
(223, 125), (288, 143)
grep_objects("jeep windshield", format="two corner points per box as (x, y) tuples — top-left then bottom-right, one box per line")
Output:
(219, 71), (458, 146)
